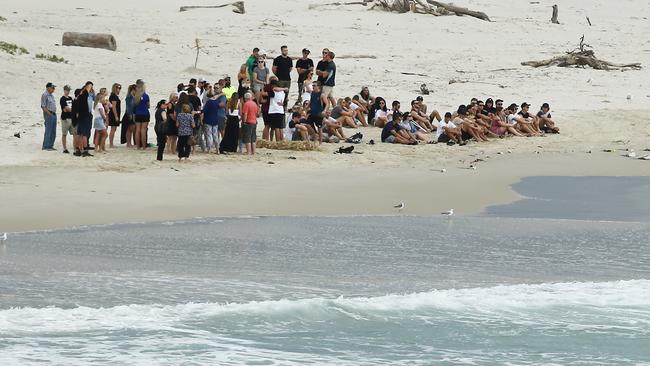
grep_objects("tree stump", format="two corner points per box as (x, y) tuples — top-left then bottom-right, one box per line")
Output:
(62, 32), (117, 51)
(551, 4), (559, 24)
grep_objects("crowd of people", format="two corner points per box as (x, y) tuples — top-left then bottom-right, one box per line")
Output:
(39, 46), (559, 161)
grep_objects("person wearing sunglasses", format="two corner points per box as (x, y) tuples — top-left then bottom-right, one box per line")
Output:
(253, 59), (270, 98)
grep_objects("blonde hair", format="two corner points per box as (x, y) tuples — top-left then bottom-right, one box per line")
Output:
(111, 83), (121, 95)
(181, 104), (191, 113)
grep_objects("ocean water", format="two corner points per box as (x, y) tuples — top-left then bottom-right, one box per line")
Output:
(1, 178), (650, 365)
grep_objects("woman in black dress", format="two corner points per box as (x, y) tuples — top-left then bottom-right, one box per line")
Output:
(166, 93), (179, 154)
(108, 83), (122, 148)
(220, 93), (240, 153)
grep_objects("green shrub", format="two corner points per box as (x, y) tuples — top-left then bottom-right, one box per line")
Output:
(36, 53), (67, 63)
(0, 41), (29, 55)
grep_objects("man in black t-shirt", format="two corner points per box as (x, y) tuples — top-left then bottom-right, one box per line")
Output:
(295, 48), (314, 102)
(316, 48), (329, 86)
(59, 85), (74, 153)
(272, 45), (293, 89)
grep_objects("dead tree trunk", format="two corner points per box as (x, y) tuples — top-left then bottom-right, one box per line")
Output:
(425, 0), (490, 21)
(62, 32), (117, 51)
(180, 1), (245, 14)
(551, 4), (559, 24)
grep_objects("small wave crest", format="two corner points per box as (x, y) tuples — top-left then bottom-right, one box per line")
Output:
(2, 279), (649, 334)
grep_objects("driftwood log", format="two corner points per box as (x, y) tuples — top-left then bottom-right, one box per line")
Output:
(522, 36), (642, 71)
(62, 32), (116, 51)
(317, 0), (489, 20)
(180, 1), (245, 14)
(426, 0), (490, 21)
(551, 4), (559, 24)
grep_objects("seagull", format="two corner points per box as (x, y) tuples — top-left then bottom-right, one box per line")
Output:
(1, 233), (6, 241)
(441, 209), (454, 217)
(394, 202), (405, 211)
(440, 168), (446, 173)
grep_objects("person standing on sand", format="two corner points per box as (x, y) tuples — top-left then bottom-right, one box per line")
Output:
(253, 59), (270, 98)
(272, 46), (293, 98)
(317, 51), (336, 109)
(176, 103), (195, 161)
(108, 83), (122, 148)
(154, 99), (167, 161)
(241, 92), (258, 155)
(221, 93), (240, 153)
(308, 81), (326, 144)
(93, 95), (109, 153)
(166, 93), (178, 154)
(267, 79), (288, 142)
(75, 81), (94, 157)
(40, 82), (57, 151)
(202, 91), (221, 154)
(120, 84), (136, 147)
(134, 80), (151, 149)
(296, 48), (314, 103)
(59, 85), (74, 153)
(246, 47), (260, 82)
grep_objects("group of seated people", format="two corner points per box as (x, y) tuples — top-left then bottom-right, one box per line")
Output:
(287, 86), (559, 146)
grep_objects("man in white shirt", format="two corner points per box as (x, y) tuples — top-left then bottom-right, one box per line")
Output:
(437, 112), (464, 145)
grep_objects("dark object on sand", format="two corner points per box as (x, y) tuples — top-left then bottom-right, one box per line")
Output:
(337, 146), (355, 154)
(420, 83), (430, 95)
(13, 132), (20, 138)
(551, 4), (559, 24)
(180, 1), (245, 14)
(62, 32), (117, 51)
(522, 35), (641, 71)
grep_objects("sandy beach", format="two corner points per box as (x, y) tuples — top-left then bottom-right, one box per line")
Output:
(1, 0), (650, 232)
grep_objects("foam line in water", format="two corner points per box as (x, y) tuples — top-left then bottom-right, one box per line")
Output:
(1, 280), (648, 334)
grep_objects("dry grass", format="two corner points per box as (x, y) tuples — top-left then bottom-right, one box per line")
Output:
(256, 139), (321, 151)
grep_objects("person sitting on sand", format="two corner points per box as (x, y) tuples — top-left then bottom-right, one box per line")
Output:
(490, 107), (525, 137)
(415, 95), (427, 114)
(345, 96), (368, 127)
(452, 105), (489, 142)
(301, 70), (314, 103)
(356, 87), (374, 111)
(371, 97), (389, 128)
(381, 112), (416, 145)
(437, 112), (465, 145)
(400, 113), (432, 143)
(410, 100), (435, 132)
(322, 110), (347, 143)
(386, 100), (401, 122)
(536, 102), (560, 133)
(288, 112), (313, 141)
(518, 102), (543, 134)
(331, 98), (357, 129)
(506, 103), (539, 136)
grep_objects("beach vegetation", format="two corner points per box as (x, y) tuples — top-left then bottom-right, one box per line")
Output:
(0, 16), (7, 22)
(0, 41), (29, 55)
(35, 53), (68, 63)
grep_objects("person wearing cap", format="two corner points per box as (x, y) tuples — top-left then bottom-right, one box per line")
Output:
(517, 102), (542, 134)
(59, 85), (75, 153)
(296, 48), (314, 102)
(246, 47), (260, 82)
(41, 82), (58, 151)
(506, 103), (539, 136)
(222, 77), (236, 101)
(536, 103), (559, 133)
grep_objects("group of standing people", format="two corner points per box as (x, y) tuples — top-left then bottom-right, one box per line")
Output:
(40, 80), (151, 156)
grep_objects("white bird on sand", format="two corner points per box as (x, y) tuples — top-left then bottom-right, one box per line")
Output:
(441, 209), (454, 217)
(394, 202), (405, 211)
(1, 233), (6, 241)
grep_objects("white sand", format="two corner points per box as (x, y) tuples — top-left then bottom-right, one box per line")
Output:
(1, 0), (649, 231)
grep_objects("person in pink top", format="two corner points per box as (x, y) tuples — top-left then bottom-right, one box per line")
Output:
(241, 92), (259, 155)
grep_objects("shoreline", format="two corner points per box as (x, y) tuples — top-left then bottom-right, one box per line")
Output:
(2, 151), (647, 232)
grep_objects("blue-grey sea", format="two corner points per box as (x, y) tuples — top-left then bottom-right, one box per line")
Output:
(1, 176), (649, 365)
